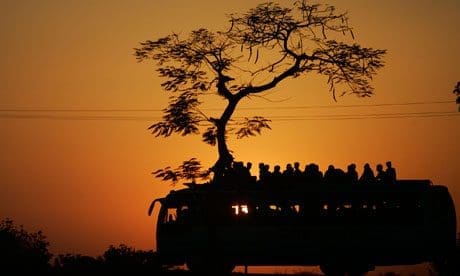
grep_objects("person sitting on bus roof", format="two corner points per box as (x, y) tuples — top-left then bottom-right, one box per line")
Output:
(311, 163), (323, 185)
(264, 164), (272, 181)
(258, 163), (271, 184)
(258, 162), (265, 181)
(346, 163), (359, 185)
(271, 165), (283, 188)
(220, 162), (236, 188)
(359, 163), (376, 185)
(324, 165), (336, 185)
(222, 161), (245, 189)
(246, 161), (257, 183)
(293, 162), (303, 178)
(232, 161), (253, 187)
(283, 163), (294, 178)
(292, 162), (304, 187)
(376, 164), (386, 184)
(385, 161), (397, 185)
(273, 165), (282, 177)
(334, 167), (347, 184)
(242, 161), (252, 179)
(304, 164), (314, 185)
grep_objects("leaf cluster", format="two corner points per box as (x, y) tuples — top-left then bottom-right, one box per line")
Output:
(235, 116), (272, 139)
(152, 158), (210, 185)
(148, 91), (202, 137)
(0, 218), (52, 272)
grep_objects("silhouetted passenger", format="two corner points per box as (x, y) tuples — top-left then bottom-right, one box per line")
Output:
(303, 164), (310, 179)
(293, 162), (303, 178)
(271, 165), (283, 187)
(283, 163), (294, 178)
(240, 162), (252, 182)
(291, 162), (303, 188)
(313, 164), (323, 183)
(376, 164), (386, 184)
(246, 162), (252, 175)
(359, 163), (376, 185)
(243, 161), (255, 183)
(334, 168), (347, 184)
(273, 165), (282, 177)
(258, 162), (265, 181)
(304, 164), (320, 185)
(263, 164), (271, 182)
(346, 163), (359, 185)
(324, 165), (336, 185)
(224, 161), (241, 189)
(385, 161), (397, 185)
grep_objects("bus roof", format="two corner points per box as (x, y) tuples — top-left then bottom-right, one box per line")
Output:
(161, 179), (433, 203)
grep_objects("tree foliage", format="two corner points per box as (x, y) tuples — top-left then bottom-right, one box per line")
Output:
(152, 158), (210, 185)
(53, 244), (161, 274)
(135, 1), (386, 184)
(0, 218), (52, 273)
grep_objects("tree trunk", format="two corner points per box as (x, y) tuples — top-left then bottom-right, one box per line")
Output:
(212, 128), (233, 181)
(211, 96), (241, 182)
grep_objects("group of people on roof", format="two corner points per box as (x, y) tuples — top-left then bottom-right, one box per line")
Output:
(217, 160), (397, 189)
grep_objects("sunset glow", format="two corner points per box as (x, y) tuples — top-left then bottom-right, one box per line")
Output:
(1, 2), (459, 272)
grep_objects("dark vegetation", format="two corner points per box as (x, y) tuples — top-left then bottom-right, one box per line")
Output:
(0, 218), (160, 275)
(0, 218), (51, 274)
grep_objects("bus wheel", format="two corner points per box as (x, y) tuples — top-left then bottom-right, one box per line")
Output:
(186, 256), (234, 275)
(319, 264), (346, 276)
(347, 263), (373, 275)
(347, 269), (370, 276)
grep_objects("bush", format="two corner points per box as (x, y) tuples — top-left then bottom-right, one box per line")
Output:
(53, 253), (102, 275)
(102, 244), (161, 274)
(0, 218), (52, 273)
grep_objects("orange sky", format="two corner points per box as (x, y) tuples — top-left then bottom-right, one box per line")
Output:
(1, 0), (459, 266)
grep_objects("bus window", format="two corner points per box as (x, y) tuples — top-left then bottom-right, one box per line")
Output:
(290, 204), (300, 214)
(177, 205), (191, 221)
(269, 204), (281, 212)
(164, 208), (177, 224)
(232, 204), (249, 215)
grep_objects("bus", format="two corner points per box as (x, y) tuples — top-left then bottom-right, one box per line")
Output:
(148, 179), (456, 275)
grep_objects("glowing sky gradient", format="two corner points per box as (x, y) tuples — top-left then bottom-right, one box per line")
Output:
(1, 2), (459, 269)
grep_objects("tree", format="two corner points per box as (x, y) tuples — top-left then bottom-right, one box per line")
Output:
(0, 218), (52, 273)
(454, 81), (460, 111)
(135, 1), (386, 184)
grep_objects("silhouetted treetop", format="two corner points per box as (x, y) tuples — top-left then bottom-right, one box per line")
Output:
(0, 218), (51, 273)
(135, 1), (386, 183)
(227, 2), (385, 98)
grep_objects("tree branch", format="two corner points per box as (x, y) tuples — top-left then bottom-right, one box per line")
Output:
(238, 55), (305, 96)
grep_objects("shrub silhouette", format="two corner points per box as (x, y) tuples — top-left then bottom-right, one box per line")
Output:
(102, 244), (160, 274)
(54, 253), (103, 275)
(0, 218), (52, 273)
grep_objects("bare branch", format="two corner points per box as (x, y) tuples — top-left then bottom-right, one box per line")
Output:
(202, 126), (218, 146)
